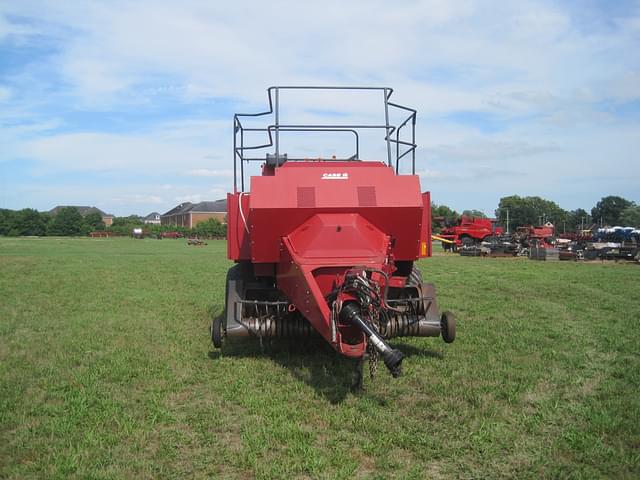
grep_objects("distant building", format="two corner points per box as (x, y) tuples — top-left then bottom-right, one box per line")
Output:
(143, 212), (161, 225)
(49, 205), (114, 226)
(161, 200), (226, 228)
(160, 202), (193, 228)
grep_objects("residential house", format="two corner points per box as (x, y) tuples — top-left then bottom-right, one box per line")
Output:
(143, 212), (161, 225)
(161, 200), (226, 228)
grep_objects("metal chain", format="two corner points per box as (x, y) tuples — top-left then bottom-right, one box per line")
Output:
(367, 308), (380, 379)
(367, 342), (378, 379)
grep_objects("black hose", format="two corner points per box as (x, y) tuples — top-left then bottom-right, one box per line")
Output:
(339, 302), (404, 377)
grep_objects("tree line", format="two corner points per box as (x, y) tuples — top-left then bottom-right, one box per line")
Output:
(432, 195), (640, 232)
(109, 215), (226, 238)
(2, 196), (638, 238)
(0, 207), (105, 236)
(0, 207), (226, 238)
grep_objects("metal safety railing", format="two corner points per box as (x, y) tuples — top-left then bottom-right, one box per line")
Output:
(233, 86), (417, 192)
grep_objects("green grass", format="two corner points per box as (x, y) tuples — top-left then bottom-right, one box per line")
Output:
(1, 237), (639, 479)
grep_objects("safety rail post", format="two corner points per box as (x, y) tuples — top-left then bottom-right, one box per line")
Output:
(275, 87), (280, 163)
(395, 125), (400, 174)
(383, 88), (392, 167)
(412, 112), (416, 174)
(240, 121), (245, 192)
(233, 115), (237, 193)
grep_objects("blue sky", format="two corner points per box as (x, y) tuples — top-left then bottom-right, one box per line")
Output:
(0, 0), (638, 216)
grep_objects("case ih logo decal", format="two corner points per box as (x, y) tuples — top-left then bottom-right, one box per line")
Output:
(321, 173), (349, 180)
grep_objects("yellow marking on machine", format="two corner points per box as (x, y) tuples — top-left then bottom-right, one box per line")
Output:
(431, 235), (455, 244)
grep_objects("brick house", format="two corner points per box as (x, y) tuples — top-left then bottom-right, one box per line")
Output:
(161, 200), (226, 228)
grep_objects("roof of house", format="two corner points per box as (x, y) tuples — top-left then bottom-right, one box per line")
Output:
(49, 205), (113, 217)
(144, 212), (161, 220)
(161, 202), (193, 216)
(161, 200), (226, 216)
(189, 200), (227, 213)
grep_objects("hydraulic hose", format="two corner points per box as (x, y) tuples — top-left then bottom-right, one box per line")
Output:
(339, 302), (404, 377)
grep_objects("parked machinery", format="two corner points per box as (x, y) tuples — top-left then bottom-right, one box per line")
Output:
(212, 87), (455, 379)
(438, 216), (503, 251)
(585, 227), (640, 261)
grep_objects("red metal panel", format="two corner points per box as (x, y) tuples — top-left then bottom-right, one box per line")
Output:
(296, 187), (316, 208)
(276, 212), (389, 358)
(248, 161), (423, 263)
(287, 214), (388, 261)
(420, 192), (432, 258)
(226, 192), (251, 261)
(357, 186), (377, 207)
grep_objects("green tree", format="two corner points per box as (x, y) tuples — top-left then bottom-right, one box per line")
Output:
(564, 208), (589, 232)
(14, 209), (48, 236)
(0, 209), (17, 236)
(112, 215), (144, 227)
(462, 209), (486, 218)
(431, 203), (459, 232)
(619, 205), (640, 227)
(48, 207), (84, 236)
(496, 195), (566, 229)
(193, 218), (226, 237)
(108, 216), (145, 235)
(84, 212), (105, 231)
(591, 196), (634, 226)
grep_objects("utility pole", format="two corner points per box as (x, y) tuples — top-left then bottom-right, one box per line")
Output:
(506, 208), (510, 234)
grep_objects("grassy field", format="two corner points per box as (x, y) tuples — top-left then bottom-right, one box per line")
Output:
(1, 237), (639, 479)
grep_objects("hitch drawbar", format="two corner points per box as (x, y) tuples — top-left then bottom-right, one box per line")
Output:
(339, 302), (404, 377)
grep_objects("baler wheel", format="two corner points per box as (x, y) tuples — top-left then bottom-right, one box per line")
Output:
(213, 262), (250, 349)
(406, 265), (423, 287)
(405, 266), (425, 315)
(441, 311), (456, 343)
(211, 315), (223, 348)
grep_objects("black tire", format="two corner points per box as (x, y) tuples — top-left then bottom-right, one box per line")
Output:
(406, 265), (423, 287)
(213, 262), (250, 348)
(460, 236), (475, 247)
(211, 315), (222, 348)
(222, 262), (251, 317)
(441, 311), (456, 343)
(404, 266), (425, 315)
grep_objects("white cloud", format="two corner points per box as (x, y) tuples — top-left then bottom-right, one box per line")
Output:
(14, 125), (228, 174)
(423, 140), (559, 162)
(186, 168), (233, 177)
(0, 85), (11, 102)
(174, 194), (204, 204)
(112, 194), (163, 205)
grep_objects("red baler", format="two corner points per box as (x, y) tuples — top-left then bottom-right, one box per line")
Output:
(212, 87), (455, 378)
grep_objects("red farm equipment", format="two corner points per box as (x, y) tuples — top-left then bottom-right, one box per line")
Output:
(211, 86), (455, 380)
(438, 216), (503, 251)
(513, 223), (555, 248)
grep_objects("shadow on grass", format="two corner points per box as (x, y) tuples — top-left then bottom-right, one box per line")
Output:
(387, 342), (444, 360)
(208, 330), (443, 404)
(208, 337), (358, 403)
